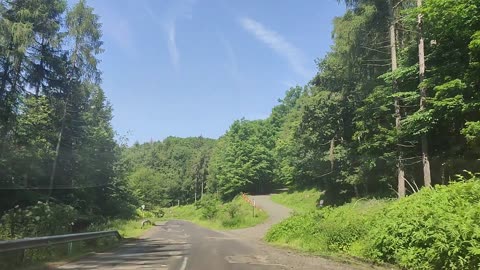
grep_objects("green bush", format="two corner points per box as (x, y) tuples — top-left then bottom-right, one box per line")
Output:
(163, 195), (268, 230)
(318, 200), (386, 252)
(0, 202), (77, 239)
(265, 199), (386, 253)
(265, 211), (323, 251)
(193, 194), (221, 220)
(267, 179), (480, 270)
(221, 216), (242, 228)
(271, 189), (322, 213)
(225, 201), (240, 219)
(366, 180), (480, 269)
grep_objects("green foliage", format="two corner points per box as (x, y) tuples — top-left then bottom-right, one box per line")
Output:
(366, 180), (480, 269)
(163, 195), (268, 230)
(265, 211), (323, 252)
(195, 194), (220, 220)
(461, 121), (480, 145)
(0, 202), (77, 239)
(268, 180), (480, 270)
(88, 218), (153, 239)
(122, 136), (216, 208)
(0, 0), (133, 221)
(270, 189), (322, 213)
(208, 119), (275, 199)
(265, 199), (387, 254)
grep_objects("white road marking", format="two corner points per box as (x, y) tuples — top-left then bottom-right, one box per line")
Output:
(179, 256), (188, 270)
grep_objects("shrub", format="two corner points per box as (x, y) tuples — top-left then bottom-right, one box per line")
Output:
(152, 208), (165, 218)
(221, 216), (242, 228)
(266, 199), (386, 253)
(271, 189), (322, 213)
(0, 202), (77, 239)
(265, 211), (321, 247)
(195, 194), (220, 220)
(225, 201), (240, 219)
(366, 180), (480, 270)
(318, 200), (386, 252)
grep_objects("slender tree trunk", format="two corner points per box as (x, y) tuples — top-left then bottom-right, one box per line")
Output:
(441, 162), (446, 185)
(417, 0), (432, 188)
(35, 39), (46, 97)
(329, 137), (335, 170)
(389, 0), (406, 198)
(48, 101), (67, 201)
(0, 42), (13, 99)
(194, 176), (197, 203)
(48, 43), (79, 200)
(35, 58), (44, 98)
(354, 185), (360, 198)
(0, 60), (9, 98)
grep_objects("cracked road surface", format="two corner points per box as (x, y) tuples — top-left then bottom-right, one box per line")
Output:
(58, 195), (386, 270)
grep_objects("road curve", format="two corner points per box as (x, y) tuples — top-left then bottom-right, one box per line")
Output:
(58, 195), (384, 270)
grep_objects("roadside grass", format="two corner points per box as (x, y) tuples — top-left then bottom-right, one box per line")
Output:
(13, 237), (122, 270)
(271, 189), (322, 213)
(266, 179), (480, 269)
(89, 218), (153, 238)
(159, 195), (268, 230)
(1, 218), (153, 270)
(265, 199), (389, 255)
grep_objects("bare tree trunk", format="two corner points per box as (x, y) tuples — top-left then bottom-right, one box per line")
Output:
(329, 137), (335, 170)
(47, 43), (80, 201)
(47, 101), (67, 201)
(389, 0), (406, 198)
(417, 0), (432, 188)
(194, 176), (197, 203)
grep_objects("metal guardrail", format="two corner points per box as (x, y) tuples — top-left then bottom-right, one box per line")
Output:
(0, 230), (122, 253)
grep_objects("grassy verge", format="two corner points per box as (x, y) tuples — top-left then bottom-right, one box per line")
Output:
(89, 218), (153, 238)
(265, 199), (388, 254)
(1, 218), (153, 270)
(271, 189), (322, 213)
(159, 195), (268, 230)
(266, 179), (480, 269)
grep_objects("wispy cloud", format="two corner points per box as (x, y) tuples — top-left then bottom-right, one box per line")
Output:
(219, 35), (240, 81)
(96, 5), (136, 57)
(239, 17), (310, 78)
(166, 22), (179, 70)
(143, 0), (196, 71)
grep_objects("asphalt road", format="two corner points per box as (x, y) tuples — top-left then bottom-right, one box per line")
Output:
(58, 195), (385, 270)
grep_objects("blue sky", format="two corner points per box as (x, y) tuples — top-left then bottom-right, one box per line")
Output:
(79, 0), (345, 143)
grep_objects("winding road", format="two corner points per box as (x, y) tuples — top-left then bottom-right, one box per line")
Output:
(58, 195), (384, 270)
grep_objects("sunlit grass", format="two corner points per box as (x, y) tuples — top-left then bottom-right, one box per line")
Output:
(271, 189), (322, 213)
(159, 196), (268, 230)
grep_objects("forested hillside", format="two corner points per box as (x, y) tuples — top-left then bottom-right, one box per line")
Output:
(1, 0), (479, 248)
(207, 0), (480, 204)
(0, 0), (130, 218)
(121, 137), (216, 208)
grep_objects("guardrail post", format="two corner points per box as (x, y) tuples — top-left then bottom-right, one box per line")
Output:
(67, 242), (73, 255)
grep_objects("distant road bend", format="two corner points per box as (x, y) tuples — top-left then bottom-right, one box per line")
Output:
(59, 195), (382, 270)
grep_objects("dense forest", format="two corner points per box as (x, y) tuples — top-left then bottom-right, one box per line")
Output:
(0, 0), (129, 219)
(121, 137), (215, 208)
(206, 0), (480, 204)
(1, 0), (479, 238)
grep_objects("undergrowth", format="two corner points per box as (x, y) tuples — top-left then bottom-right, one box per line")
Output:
(270, 189), (322, 213)
(266, 177), (480, 270)
(161, 195), (268, 230)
